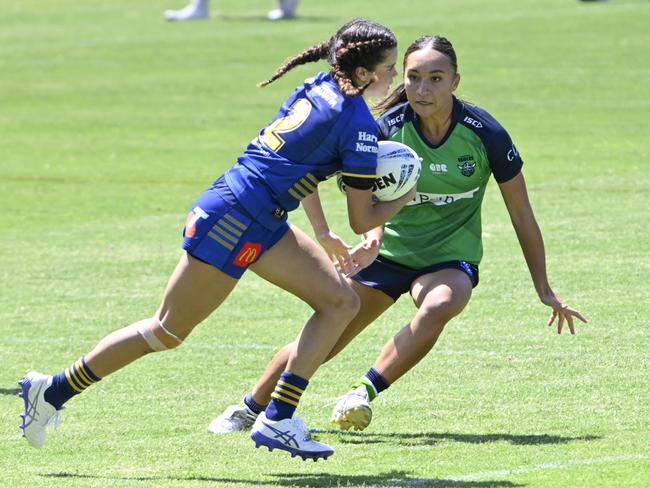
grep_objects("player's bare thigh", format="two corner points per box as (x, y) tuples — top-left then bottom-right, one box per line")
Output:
(250, 225), (358, 312)
(157, 252), (239, 339)
(410, 268), (473, 320)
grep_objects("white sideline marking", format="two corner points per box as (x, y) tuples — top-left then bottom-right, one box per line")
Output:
(449, 452), (650, 481)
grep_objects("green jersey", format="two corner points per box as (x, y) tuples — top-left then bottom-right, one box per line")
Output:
(377, 98), (523, 268)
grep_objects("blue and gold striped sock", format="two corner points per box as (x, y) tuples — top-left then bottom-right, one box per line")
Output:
(265, 371), (308, 421)
(44, 356), (101, 410)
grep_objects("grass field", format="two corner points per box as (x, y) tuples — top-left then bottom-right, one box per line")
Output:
(1, 0), (649, 486)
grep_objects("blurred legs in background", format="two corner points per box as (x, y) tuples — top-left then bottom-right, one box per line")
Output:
(165, 0), (300, 22)
(267, 0), (299, 20)
(165, 0), (209, 21)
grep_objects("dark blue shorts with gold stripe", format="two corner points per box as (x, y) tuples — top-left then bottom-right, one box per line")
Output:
(181, 187), (290, 279)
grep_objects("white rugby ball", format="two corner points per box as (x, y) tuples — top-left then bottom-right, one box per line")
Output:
(337, 140), (421, 201)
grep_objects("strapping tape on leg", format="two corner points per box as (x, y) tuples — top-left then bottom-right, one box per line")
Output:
(136, 319), (183, 351)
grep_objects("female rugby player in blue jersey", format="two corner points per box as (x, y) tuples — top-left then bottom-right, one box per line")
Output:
(209, 35), (587, 435)
(19, 18), (414, 460)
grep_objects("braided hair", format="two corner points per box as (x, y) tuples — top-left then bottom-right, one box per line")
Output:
(258, 18), (397, 97)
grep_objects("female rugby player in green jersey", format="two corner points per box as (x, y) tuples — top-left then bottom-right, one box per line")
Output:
(18, 19), (414, 460)
(210, 35), (587, 434)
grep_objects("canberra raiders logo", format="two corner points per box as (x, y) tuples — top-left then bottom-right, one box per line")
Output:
(457, 155), (476, 177)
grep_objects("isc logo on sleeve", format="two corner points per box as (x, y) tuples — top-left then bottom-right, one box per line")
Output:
(463, 116), (483, 129)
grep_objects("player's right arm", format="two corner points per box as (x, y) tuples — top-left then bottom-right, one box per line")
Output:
(301, 190), (354, 275)
(344, 185), (416, 234)
(338, 105), (415, 234)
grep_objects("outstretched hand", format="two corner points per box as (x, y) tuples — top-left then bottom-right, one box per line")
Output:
(316, 230), (354, 276)
(541, 291), (588, 335)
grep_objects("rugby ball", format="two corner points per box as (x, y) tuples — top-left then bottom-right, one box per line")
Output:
(337, 140), (421, 201)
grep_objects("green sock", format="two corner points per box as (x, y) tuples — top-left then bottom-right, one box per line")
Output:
(351, 377), (378, 401)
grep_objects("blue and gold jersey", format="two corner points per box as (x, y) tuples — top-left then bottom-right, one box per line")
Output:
(222, 71), (378, 223)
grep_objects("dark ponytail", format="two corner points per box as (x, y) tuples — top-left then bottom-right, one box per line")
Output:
(259, 18), (397, 97)
(257, 40), (331, 88)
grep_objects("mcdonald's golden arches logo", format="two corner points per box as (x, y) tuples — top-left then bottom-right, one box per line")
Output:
(234, 242), (262, 267)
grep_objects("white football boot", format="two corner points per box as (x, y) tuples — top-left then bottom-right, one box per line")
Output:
(18, 372), (61, 448)
(208, 405), (256, 434)
(267, 0), (298, 20)
(330, 384), (372, 431)
(251, 411), (333, 461)
(165, 0), (209, 21)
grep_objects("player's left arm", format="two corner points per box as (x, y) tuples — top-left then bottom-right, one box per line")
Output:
(498, 173), (588, 334)
(301, 191), (354, 276)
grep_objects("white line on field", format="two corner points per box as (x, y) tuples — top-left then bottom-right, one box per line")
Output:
(448, 452), (650, 481)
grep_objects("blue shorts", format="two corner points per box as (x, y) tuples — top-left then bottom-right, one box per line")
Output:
(182, 178), (290, 279)
(352, 255), (479, 302)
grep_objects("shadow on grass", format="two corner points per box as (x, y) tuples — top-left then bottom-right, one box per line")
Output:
(269, 472), (525, 487)
(0, 387), (20, 396)
(320, 430), (599, 447)
(42, 470), (524, 487)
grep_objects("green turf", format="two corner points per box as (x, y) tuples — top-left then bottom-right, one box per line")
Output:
(1, 0), (649, 486)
